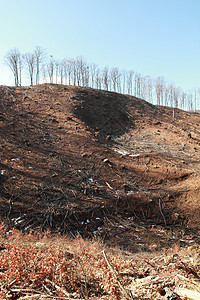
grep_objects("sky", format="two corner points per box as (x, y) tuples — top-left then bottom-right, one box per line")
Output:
(0, 0), (199, 93)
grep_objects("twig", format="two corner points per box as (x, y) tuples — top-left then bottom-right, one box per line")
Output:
(177, 260), (200, 279)
(103, 212), (116, 226)
(7, 279), (16, 288)
(159, 198), (167, 226)
(144, 259), (155, 268)
(102, 250), (134, 300)
(107, 214), (146, 230)
(7, 198), (13, 221)
(45, 279), (71, 298)
(17, 294), (41, 299)
(11, 288), (42, 294)
(55, 187), (73, 203)
(176, 274), (199, 286)
(42, 282), (54, 295)
(105, 181), (113, 190)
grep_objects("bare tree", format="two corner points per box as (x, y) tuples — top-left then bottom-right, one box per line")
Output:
(75, 57), (81, 86)
(187, 91), (193, 111)
(89, 63), (98, 88)
(173, 87), (181, 108)
(192, 88), (197, 112)
(116, 70), (122, 93)
(140, 76), (147, 100)
(134, 72), (143, 97)
(155, 76), (166, 105)
(121, 69), (127, 94)
(95, 68), (102, 89)
(67, 59), (74, 85)
(146, 76), (153, 103)
(110, 67), (120, 92)
(47, 55), (55, 83)
(180, 91), (187, 110)
(84, 64), (90, 87)
(72, 59), (77, 86)
(61, 58), (74, 85)
(102, 66), (109, 91)
(34, 46), (46, 85)
(23, 52), (35, 85)
(164, 84), (170, 106)
(58, 60), (65, 84)
(77, 56), (88, 86)
(126, 70), (134, 95)
(55, 60), (60, 84)
(5, 48), (22, 86)
(167, 83), (174, 107)
(42, 65), (48, 83)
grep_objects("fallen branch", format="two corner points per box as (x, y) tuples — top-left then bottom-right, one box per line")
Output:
(44, 279), (85, 299)
(159, 198), (167, 226)
(42, 282), (54, 295)
(175, 287), (200, 300)
(102, 250), (134, 300)
(18, 294), (73, 300)
(176, 274), (199, 286)
(18, 294), (41, 299)
(176, 260), (200, 279)
(11, 288), (42, 294)
(105, 181), (113, 190)
(45, 279), (71, 298)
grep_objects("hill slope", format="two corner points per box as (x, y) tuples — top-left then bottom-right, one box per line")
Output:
(0, 84), (200, 251)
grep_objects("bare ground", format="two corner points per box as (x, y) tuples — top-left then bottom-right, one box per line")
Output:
(0, 83), (200, 254)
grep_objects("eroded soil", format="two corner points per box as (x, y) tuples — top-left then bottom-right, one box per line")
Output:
(0, 83), (200, 253)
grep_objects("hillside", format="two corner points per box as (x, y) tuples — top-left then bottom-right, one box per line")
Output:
(0, 83), (200, 252)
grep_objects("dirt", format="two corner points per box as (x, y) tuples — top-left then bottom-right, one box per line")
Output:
(0, 83), (200, 253)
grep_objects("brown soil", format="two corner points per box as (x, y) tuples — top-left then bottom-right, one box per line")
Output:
(0, 83), (200, 252)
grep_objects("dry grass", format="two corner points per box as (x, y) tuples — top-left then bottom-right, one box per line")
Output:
(0, 223), (132, 299)
(0, 223), (200, 299)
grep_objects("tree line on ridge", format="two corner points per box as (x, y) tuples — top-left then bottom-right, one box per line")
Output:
(4, 46), (199, 111)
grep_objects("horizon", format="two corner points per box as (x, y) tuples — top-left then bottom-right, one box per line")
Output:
(0, 0), (199, 105)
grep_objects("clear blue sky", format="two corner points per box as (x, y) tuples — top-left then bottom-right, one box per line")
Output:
(0, 0), (199, 92)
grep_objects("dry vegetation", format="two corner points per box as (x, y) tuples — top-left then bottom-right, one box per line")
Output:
(0, 224), (200, 299)
(0, 224), (135, 299)
(0, 84), (200, 299)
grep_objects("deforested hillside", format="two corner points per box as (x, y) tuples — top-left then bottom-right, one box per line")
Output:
(0, 83), (200, 251)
